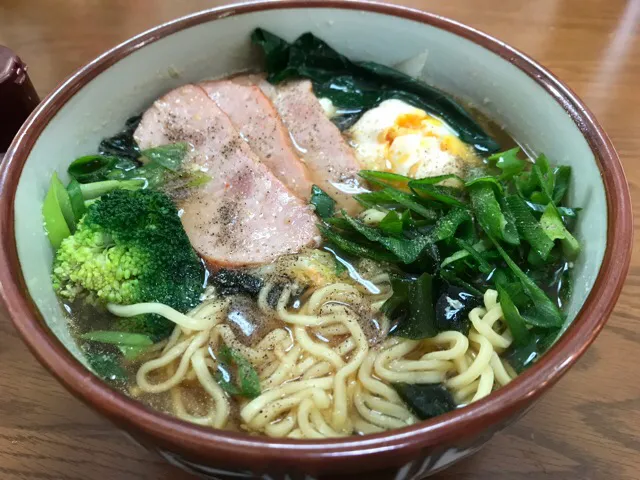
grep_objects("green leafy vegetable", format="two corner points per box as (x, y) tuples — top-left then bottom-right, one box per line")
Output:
(118, 345), (148, 360)
(392, 383), (456, 420)
(455, 239), (493, 274)
(216, 345), (261, 399)
(469, 182), (519, 245)
(488, 147), (526, 180)
(378, 210), (404, 237)
(525, 201), (578, 218)
(496, 283), (530, 346)
(140, 143), (188, 171)
(85, 350), (127, 383)
(359, 170), (412, 192)
(440, 240), (488, 269)
(491, 238), (564, 328)
(504, 195), (554, 259)
(409, 182), (466, 207)
(552, 166), (571, 204)
(381, 188), (439, 220)
(440, 269), (484, 296)
(540, 204), (581, 259)
(341, 214), (432, 264)
(310, 185), (336, 218)
(464, 175), (505, 193)
(317, 224), (398, 262)
(431, 208), (471, 242)
(69, 137), (194, 192)
(251, 28), (499, 153)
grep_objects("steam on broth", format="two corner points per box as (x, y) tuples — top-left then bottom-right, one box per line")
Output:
(44, 29), (579, 439)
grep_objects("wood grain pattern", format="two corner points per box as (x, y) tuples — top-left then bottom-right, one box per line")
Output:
(0, 0), (638, 478)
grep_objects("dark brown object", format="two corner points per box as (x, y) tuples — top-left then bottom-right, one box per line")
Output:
(0, 46), (39, 153)
(0, 1), (637, 479)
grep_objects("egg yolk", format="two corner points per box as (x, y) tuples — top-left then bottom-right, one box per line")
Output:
(372, 111), (475, 177)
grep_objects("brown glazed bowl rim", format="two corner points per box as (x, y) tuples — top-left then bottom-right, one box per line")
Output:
(0, 0), (632, 470)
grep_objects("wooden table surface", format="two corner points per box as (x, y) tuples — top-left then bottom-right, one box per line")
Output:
(1, 1), (639, 479)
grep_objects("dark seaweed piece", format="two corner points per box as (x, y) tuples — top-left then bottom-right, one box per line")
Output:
(212, 269), (264, 297)
(434, 284), (482, 335)
(98, 114), (142, 160)
(393, 383), (456, 420)
(387, 273), (438, 340)
(266, 283), (285, 309)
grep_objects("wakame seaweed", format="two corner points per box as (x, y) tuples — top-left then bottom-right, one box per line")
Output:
(251, 28), (500, 154)
(98, 114), (142, 160)
(385, 273), (438, 340)
(392, 383), (456, 420)
(434, 284), (482, 335)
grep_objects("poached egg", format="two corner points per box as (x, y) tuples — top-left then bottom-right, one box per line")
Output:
(347, 99), (479, 180)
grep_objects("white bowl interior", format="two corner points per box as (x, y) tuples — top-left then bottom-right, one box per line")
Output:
(14, 7), (606, 365)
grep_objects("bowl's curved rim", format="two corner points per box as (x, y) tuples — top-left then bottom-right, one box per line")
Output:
(0, 0), (632, 470)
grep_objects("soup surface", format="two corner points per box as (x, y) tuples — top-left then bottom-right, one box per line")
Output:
(44, 29), (579, 439)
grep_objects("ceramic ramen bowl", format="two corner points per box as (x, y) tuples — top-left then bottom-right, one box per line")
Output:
(0, 1), (632, 479)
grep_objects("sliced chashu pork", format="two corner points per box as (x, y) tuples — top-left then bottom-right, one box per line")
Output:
(134, 84), (319, 267)
(235, 75), (363, 215)
(200, 80), (313, 200)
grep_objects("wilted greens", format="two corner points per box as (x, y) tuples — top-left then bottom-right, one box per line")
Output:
(315, 147), (579, 372)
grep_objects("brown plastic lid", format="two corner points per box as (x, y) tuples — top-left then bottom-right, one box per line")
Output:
(0, 45), (40, 154)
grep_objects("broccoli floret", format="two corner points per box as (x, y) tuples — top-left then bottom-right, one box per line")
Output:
(52, 189), (205, 339)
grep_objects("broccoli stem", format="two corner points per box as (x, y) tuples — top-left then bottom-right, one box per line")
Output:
(80, 179), (145, 200)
